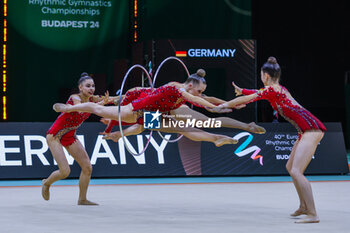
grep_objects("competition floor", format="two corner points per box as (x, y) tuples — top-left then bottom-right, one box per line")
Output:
(0, 175), (349, 233)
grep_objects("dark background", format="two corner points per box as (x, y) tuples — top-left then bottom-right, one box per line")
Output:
(2, 0), (350, 148)
(139, 0), (350, 147)
(253, 0), (349, 116)
(252, 0), (350, 147)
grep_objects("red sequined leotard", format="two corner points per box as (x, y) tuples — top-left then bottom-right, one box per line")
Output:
(104, 84), (197, 133)
(129, 84), (186, 112)
(104, 87), (151, 132)
(242, 85), (326, 138)
(47, 96), (93, 147)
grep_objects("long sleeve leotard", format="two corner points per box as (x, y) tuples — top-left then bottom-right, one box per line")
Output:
(242, 85), (326, 138)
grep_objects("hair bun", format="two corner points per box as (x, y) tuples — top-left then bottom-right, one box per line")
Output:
(196, 69), (206, 77)
(267, 57), (277, 64)
(81, 72), (89, 77)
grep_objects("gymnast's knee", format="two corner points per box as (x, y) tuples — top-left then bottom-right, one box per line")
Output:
(289, 167), (303, 178)
(135, 125), (144, 133)
(81, 163), (92, 176)
(286, 161), (292, 174)
(60, 166), (71, 178)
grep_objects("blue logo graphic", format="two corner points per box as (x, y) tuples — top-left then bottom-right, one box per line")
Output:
(143, 110), (161, 129)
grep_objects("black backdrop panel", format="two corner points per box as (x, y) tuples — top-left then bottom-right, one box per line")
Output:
(151, 39), (257, 122)
(0, 122), (348, 179)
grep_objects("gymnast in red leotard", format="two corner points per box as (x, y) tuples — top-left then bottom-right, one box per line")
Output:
(54, 82), (206, 120)
(231, 82), (326, 140)
(101, 69), (266, 142)
(216, 57), (325, 224)
(53, 73), (241, 147)
(47, 97), (92, 147)
(43, 72), (116, 205)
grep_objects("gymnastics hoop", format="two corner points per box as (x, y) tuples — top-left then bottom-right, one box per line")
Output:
(118, 65), (154, 156)
(152, 56), (191, 143)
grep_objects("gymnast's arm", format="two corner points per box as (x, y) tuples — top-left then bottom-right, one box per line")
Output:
(221, 93), (258, 109)
(226, 85), (273, 108)
(200, 93), (249, 110)
(181, 91), (218, 109)
(231, 81), (258, 96)
(201, 94), (226, 105)
(91, 91), (123, 105)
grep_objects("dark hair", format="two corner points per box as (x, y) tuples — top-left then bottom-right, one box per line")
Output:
(261, 57), (281, 81)
(185, 69), (207, 85)
(78, 72), (93, 86)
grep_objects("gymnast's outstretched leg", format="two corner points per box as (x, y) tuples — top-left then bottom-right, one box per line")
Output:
(156, 120), (237, 147)
(102, 124), (145, 142)
(103, 122), (236, 147)
(53, 102), (137, 123)
(170, 105), (265, 134)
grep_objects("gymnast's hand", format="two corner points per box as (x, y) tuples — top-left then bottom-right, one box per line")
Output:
(100, 131), (121, 143)
(97, 91), (110, 105)
(232, 81), (243, 96)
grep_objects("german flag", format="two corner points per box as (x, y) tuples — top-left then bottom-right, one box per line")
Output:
(176, 51), (187, 57)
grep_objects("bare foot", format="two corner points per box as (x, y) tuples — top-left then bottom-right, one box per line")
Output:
(78, 200), (99, 205)
(53, 103), (69, 113)
(102, 131), (121, 143)
(248, 122), (266, 134)
(215, 137), (238, 147)
(295, 215), (320, 223)
(290, 208), (307, 217)
(41, 179), (50, 201)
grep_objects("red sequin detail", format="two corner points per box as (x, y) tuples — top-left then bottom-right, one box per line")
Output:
(47, 97), (92, 146)
(244, 86), (327, 135)
(130, 85), (185, 112)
